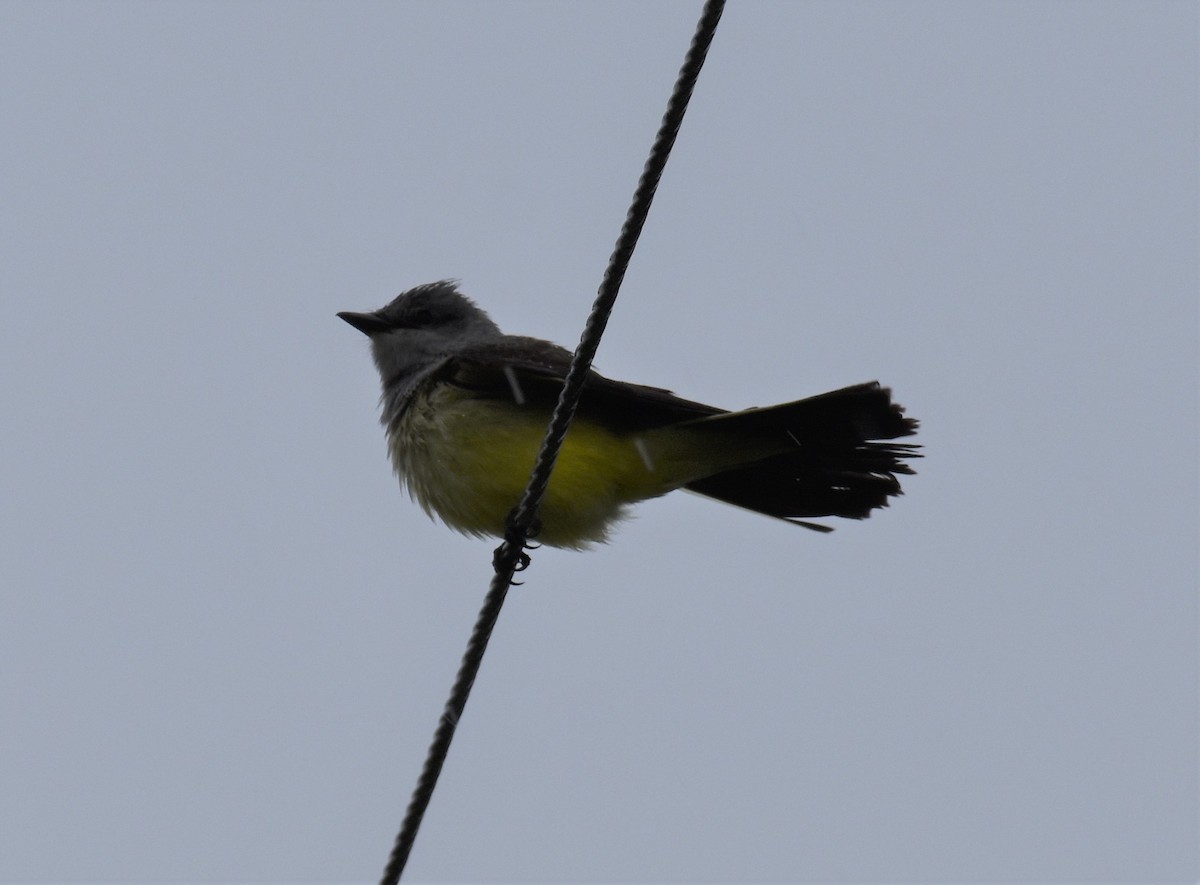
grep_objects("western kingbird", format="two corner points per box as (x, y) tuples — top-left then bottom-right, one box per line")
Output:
(339, 280), (919, 548)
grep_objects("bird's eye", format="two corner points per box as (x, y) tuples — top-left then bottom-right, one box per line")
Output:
(408, 308), (434, 326)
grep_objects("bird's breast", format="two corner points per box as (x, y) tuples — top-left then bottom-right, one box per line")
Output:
(384, 381), (664, 548)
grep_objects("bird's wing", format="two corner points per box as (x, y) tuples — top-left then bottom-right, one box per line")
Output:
(443, 335), (722, 431)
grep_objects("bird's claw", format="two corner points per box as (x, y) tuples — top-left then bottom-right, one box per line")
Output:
(493, 513), (544, 584)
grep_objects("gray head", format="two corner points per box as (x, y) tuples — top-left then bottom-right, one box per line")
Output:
(338, 280), (502, 397)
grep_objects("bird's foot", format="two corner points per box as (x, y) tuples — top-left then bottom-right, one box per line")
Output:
(493, 517), (542, 583)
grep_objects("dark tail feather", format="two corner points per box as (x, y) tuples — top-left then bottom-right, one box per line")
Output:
(683, 382), (920, 531)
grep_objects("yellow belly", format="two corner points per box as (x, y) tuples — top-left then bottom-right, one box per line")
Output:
(387, 384), (667, 548)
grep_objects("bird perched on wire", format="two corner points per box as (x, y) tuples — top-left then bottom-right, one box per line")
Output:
(339, 281), (919, 549)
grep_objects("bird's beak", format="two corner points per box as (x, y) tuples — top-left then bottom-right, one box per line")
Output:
(337, 311), (389, 335)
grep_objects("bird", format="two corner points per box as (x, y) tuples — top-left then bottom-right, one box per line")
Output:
(338, 280), (919, 549)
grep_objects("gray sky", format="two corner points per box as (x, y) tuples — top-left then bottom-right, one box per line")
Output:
(2, 1), (1196, 882)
